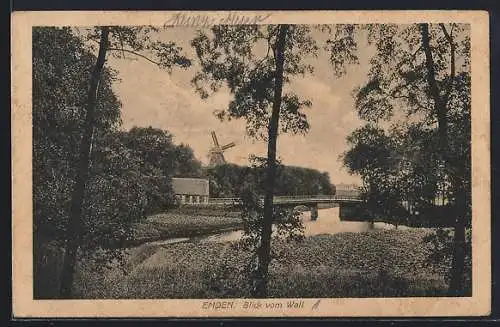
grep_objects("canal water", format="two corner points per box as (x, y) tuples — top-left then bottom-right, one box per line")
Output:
(146, 207), (431, 247)
(199, 207), (425, 244)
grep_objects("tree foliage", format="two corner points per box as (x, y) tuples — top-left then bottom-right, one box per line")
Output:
(59, 25), (193, 297)
(191, 25), (317, 139)
(340, 24), (470, 213)
(79, 26), (192, 71)
(338, 23), (471, 293)
(33, 27), (197, 297)
(33, 27), (122, 245)
(204, 163), (335, 198)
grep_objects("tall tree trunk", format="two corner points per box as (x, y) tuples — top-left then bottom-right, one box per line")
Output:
(420, 23), (466, 295)
(254, 24), (288, 298)
(420, 24), (448, 151)
(59, 26), (110, 298)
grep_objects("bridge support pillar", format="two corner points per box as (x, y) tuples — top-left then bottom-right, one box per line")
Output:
(311, 204), (319, 221)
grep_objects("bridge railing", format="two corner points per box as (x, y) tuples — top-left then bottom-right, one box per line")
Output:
(207, 194), (361, 205)
(273, 195), (361, 203)
(208, 197), (243, 205)
(273, 195), (360, 200)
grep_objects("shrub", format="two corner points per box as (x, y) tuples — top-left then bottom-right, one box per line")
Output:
(423, 227), (472, 294)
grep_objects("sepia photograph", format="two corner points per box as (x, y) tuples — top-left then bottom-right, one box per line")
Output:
(11, 11), (490, 317)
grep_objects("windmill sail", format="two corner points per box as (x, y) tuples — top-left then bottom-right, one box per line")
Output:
(208, 131), (235, 167)
(221, 142), (236, 151)
(211, 131), (219, 147)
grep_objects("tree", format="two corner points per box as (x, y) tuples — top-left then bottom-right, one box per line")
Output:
(114, 127), (179, 214)
(82, 131), (166, 248)
(172, 143), (203, 178)
(337, 23), (471, 294)
(204, 162), (334, 198)
(420, 24), (469, 295)
(59, 26), (191, 297)
(274, 166), (335, 196)
(33, 27), (123, 297)
(59, 26), (111, 297)
(342, 125), (401, 224)
(342, 123), (445, 227)
(204, 163), (255, 197)
(120, 126), (203, 180)
(191, 24), (318, 297)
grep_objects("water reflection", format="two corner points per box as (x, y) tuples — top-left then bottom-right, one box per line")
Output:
(201, 207), (422, 243)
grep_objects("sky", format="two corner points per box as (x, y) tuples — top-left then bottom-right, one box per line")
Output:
(104, 27), (376, 185)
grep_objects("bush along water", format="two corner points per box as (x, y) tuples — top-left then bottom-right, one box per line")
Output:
(423, 227), (472, 295)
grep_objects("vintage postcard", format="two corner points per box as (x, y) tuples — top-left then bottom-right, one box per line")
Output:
(11, 10), (491, 317)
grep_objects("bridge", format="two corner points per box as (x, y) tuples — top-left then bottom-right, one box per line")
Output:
(205, 195), (363, 220)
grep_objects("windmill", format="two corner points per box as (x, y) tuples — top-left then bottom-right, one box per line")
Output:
(208, 131), (236, 166)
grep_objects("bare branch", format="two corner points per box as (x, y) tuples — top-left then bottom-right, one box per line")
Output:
(255, 27), (278, 68)
(115, 29), (127, 59)
(390, 91), (429, 113)
(107, 48), (161, 66)
(439, 23), (454, 43)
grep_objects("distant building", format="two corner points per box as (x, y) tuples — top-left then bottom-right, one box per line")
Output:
(171, 178), (210, 204)
(335, 183), (361, 198)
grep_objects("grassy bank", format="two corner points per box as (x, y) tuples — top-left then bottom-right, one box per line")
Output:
(128, 210), (242, 246)
(72, 229), (458, 299)
(35, 209), (243, 298)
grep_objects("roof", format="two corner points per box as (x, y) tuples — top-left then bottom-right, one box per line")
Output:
(171, 178), (210, 196)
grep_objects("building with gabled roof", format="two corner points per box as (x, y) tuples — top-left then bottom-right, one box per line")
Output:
(172, 177), (210, 204)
